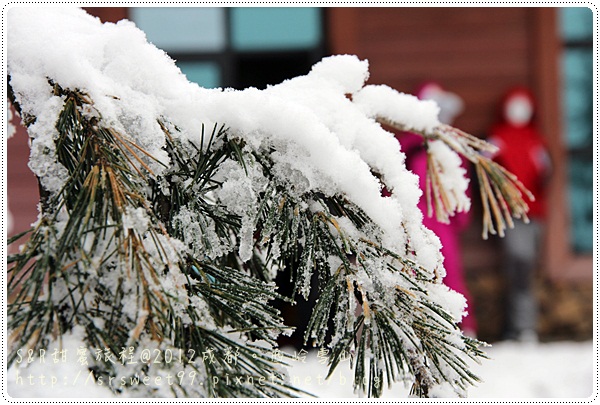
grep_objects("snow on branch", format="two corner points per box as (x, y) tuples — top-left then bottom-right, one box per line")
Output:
(5, 7), (531, 399)
(353, 84), (533, 236)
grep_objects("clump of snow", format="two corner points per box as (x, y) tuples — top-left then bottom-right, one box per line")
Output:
(172, 206), (234, 259)
(353, 85), (441, 132)
(23, 94), (71, 195)
(308, 54), (369, 94)
(214, 158), (268, 262)
(427, 140), (471, 214)
(426, 278), (468, 324)
(122, 206), (150, 234)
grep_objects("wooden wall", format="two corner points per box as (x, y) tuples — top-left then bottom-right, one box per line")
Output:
(7, 118), (39, 237)
(328, 7), (535, 137)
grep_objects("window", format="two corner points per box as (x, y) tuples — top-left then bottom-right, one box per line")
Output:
(130, 7), (324, 89)
(558, 7), (593, 253)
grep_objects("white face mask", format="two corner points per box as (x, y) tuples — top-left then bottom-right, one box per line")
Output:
(505, 95), (533, 127)
(421, 86), (464, 125)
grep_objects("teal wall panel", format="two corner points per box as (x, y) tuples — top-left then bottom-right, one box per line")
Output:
(177, 61), (221, 88)
(559, 7), (593, 41)
(130, 7), (226, 52)
(559, 7), (593, 253)
(231, 8), (321, 51)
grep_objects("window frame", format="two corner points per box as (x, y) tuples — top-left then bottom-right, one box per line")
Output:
(129, 7), (327, 89)
(532, 7), (593, 282)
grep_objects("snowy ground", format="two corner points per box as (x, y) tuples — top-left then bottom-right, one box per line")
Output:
(7, 339), (595, 399)
(286, 340), (595, 398)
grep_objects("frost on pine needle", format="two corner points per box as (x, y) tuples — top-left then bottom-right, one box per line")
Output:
(4, 7), (536, 399)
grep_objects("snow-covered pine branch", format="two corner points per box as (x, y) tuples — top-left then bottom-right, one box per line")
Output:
(5, 7), (534, 398)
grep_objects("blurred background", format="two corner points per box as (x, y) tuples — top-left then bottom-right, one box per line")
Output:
(7, 6), (593, 345)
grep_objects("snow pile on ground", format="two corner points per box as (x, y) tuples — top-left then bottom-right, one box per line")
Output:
(468, 340), (594, 398)
(286, 340), (595, 398)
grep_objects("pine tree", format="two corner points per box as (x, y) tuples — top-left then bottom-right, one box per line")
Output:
(7, 8), (532, 398)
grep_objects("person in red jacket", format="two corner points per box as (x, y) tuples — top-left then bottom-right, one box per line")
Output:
(488, 86), (552, 342)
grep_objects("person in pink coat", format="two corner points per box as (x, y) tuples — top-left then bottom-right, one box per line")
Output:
(395, 82), (478, 335)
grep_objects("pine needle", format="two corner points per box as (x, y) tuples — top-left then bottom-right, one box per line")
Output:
(379, 117), (533, 236)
